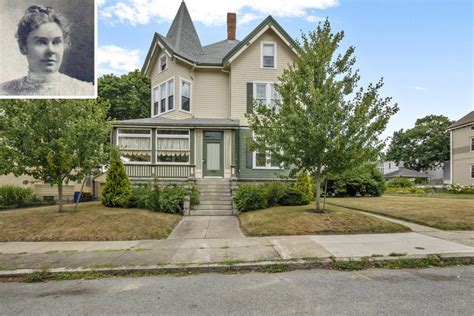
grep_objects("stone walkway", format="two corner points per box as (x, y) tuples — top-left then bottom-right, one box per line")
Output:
(167, 216), (244, 239)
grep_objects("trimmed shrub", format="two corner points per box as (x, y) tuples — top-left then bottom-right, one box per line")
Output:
(147, 184), (161, 212)
(262, 182), (288, 207)
(189, 185), (200, 209)
(158, 184), (188, 213)
(295, 170), (314, 200)
(327, 163), (385, 197)
(385, 187), (426, 194)
(101, 147), (132, 207)
(279, 187), (311, 206)
(235, 184), (267, 212)
(128, 185), (150, 209)
(386, 177), (414, 188)
(0, 185), (36, 207)
(446, 184), (474, 194)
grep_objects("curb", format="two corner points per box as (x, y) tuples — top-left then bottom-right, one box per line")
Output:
(1, 253), (473, 280)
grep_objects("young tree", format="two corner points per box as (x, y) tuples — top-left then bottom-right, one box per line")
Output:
(246, 20), (398, 211)
(386, 115), (453, 171)
(98, 70), (151, 120)
(0, 100), (111, 212)
(101, 147), (132, 207)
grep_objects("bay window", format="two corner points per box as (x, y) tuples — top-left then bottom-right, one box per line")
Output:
(156, 130), (190, 164)
(181, 79), (191, 112)
(117, 129), (152, 163)
(152, 77), (174, 116)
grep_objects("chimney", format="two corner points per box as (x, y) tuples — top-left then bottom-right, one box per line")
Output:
(227, 13), (236, 41)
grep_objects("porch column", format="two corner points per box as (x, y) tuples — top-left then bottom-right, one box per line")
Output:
(151, 128), (156, 164)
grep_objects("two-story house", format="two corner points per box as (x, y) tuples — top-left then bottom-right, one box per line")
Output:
(448, 111), (474, 186)
(111, 2), (298, 184)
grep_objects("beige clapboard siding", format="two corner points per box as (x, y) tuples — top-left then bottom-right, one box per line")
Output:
(150, 52), (194, 119)
(230, 29), (296, 125)
(193, 69), (230, 118)
(451, 126), (474, 185)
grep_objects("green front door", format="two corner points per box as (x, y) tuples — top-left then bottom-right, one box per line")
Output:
(203, 131), (224, 177)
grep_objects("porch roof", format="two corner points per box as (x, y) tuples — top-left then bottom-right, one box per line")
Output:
(115, 117), (240, 128)
(384, 168), (429, 179)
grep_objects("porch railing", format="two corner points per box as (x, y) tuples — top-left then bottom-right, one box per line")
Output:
(125, 164), (195, 179)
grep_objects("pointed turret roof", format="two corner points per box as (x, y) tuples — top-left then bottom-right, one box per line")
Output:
(165, 1), (202, 60)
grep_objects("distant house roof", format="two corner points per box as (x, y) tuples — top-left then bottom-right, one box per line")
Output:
(115, 117), (240, 128)
(142, 2), (297, 74)
(384, 168), (429, 179)
(448, 111), (474, 130)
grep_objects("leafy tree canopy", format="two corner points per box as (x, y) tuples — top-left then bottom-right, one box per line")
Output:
(0, 100), (111, 211)
(386, 115), (453, 171)
(98, 70), (150, 120)
(246, 20), (398, 210)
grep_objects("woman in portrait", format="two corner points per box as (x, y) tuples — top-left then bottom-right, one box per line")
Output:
(0, 5), (93, 96)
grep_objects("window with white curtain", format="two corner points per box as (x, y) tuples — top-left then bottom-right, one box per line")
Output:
(261, 42), (276, 68)
(152, 77), (174, 116)
(156, 130), (190, 164)
(117, 129), (152, 163)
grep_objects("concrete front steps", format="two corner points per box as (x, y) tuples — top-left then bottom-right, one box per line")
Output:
(192, 179), (234, 216)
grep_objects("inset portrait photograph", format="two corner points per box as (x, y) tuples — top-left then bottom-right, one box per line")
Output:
(0, 0), (96, 98)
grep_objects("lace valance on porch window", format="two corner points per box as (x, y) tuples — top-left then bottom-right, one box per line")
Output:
(118, 137), (151, 150)
(157, 138), (189, 150)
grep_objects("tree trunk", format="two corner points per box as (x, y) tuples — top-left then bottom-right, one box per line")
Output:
(323, 178), (327, 209)
(315, 173), (321, 211)
(58, 182), (64, 212)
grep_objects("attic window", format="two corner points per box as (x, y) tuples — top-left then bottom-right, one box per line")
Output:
(159, 54), (167, 72)
(262, 42), (276, 68)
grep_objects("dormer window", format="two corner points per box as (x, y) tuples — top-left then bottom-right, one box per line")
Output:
(159, 54), (167, 72)
(261, 42), (276, 68)
(152, 77), (174, 116)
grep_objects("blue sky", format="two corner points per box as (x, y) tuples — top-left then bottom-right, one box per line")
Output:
(97, 0), (473, 140)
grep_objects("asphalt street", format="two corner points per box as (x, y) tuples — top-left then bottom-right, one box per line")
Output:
(1, 266), (473, 315)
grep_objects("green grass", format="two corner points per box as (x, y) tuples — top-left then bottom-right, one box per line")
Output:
(238, 204), (409, 236)
(328, 195), (474, 230)
(0, 201), (181, 241)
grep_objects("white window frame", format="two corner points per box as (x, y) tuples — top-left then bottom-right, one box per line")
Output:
(179, 77), (192, 113)
(116, 128), (152, 165)
(261, 41), (277, 69)
(158, 53), (167, 73)
(471, 164), (474, 179)
(253, 81), (282, 110)
(156, 129), (191, 165)
(151, 76), (175, 117)
(251, 132), (283, 170)
(470, 137), (474, 152)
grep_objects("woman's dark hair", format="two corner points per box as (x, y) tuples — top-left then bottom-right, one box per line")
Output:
(16, 5), (70, 53)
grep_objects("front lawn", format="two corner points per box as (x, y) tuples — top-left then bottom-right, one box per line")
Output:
(328, 195), (474, 230)
(238, 204), (409, 236)
(0, 202), (181, 241)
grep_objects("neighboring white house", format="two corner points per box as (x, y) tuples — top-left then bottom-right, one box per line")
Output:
(448, 111), (474, 186)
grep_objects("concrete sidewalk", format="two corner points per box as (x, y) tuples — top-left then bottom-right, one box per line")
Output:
(0, 232), (473, 272)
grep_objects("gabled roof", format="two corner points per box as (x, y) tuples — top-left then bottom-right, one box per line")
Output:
(384, 168), (429, 179)
(448, 111), (474, 130)
(142, 3), (298, 75)
(222, 15), (298, 65)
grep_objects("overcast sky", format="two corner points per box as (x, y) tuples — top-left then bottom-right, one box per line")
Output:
(98, 0), (473, 140)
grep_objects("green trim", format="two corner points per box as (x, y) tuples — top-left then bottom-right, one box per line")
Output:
(223, 15), (299, 64)
(190, 130), (195, 165)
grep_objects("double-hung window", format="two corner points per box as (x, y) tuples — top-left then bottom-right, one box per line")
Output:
(156, 130), (190, 164)
(152, 78), (174, 116)
(254, 82), (282, 110)
(471, 137), (474, 152)
(253, 151), (281, 169)
(159, 54), (167, 72)
(471, 165), (474, 179)
(117, 129), (152, 163)
(181, 79), (191, 112)
(261, 42), (276, 68)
